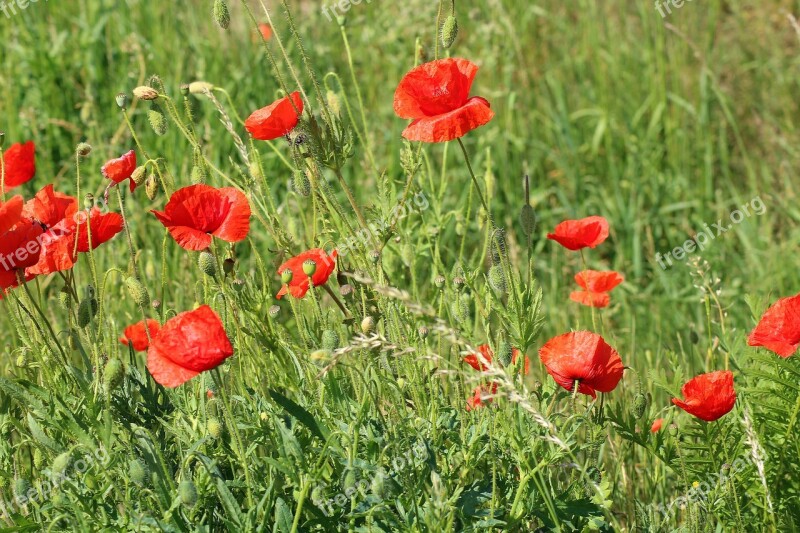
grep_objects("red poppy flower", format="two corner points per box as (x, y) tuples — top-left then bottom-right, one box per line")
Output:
(466, 382), (498, 411)
(257, 22), (272, 40)
(2, 141), (36, 191)
(650, 418), (664, 433)
(73, 209), (124, 253)
(464, 343), (530, 374)
(747, 293), (800, 358)
(276, 248), (338, 299)
(569, 270), (624, 309)
(0, 195), (24, 234)
(0, 222), (45, 288)
(538, 331), (624, 398)
(152, 184), (251, 251)
(245, 92), (304, 141)
(25, 229), (76, 277)
(120, 319), (161, 352)
(147, 305), (234, 388)
(672, 371), (736, 422)
(547, 216), (609, 251)
(102, 150), (138, 192)
(23, 185), (78, 229)
(394, 58), (494, 143)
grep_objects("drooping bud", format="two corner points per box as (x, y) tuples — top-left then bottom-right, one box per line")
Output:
(326, 90), (342, 116)
(131, 166), (147, 187)
(191, 165), (206, 185)
(213, 0), (230, 29)
(198, 251), (217, 278)
(179, 480), (198, 507)
(632, 393), (648, 419)
(115, 92), (129, 109)
(76, 142), (92, 158)
(14, 478), (32, 501)
(497, 340), (513, 367)
(148, 103), (168, 136)
(441, 15), (458, 49)
(321, 329), (340, 351)
(520, 204), (537, 237)
(292, 171), (311, 197)
(77, 297), (98, 328)
(145, 174), (159, 200)
(32, 448), (44, 470)
(51, 452), (72, 477)
(188, 81), (215, 95)
(126, 277), (150, 308)
(488, 265), (506, 294)
(133, 86), (159, 101)
(104, 358), (125, 393)
(129, 459), (148, 486)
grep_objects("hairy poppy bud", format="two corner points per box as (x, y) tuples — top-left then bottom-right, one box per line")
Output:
(488, 265), (506, 294)
(292, 171), (311, 197)
(32, 448), (44, 470)
(632, 393), (648, 419)
(434, 275), (446, 289)
(14, 478), (32, 501)
(77, 297), (98, 328)
(326, 90), (342, 116)
(148, 103), (167, 136)
(76, 142), (92, 158)
(104, 358), (125, 393)
(133, 86), (159, 101)
(452, 294), (471, 323)
(361, 316), (375, 334)
(51, 452), (72, 477)
(189, 81), (215, 95)
(191, 165), (206, 185)
(207, 417), (223, 439)
(179, 480), (198, 507)
(321, 329), (340, 351)
(58, 288), (72, 310)
(131, 165), (147, 187)
(497, 340), (513, 367)
(441, 15), (458, 49)
(198, 251), (217, 278)
(129, 459), (148, 486)
(145, 174), (159, 200)
(213, 0), (230, 29)
(520, 204), (537, 237)
(281, 269), (293, 284)
(116, 92), (129, 109)
(303, 259), (317, 276)
(126, 277), (150, 308)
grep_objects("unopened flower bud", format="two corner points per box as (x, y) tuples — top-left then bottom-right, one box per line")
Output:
(207, 417), (223, 439)
(126, 276), (150, 308)
(488, 265), (506, 294)
(326, 90), (342, 116)
(497, 340), (513, 367)
(198, 251), (217, 278)
(148, 103), (167, 136)
(441, 15), (458, 49)
(76, 142), (92, 157)
(321, 329), (340, 351)
(133, 86), (159, 101)
(104, 357), (125, 393)
(632, 393), (648, 419)
(361, 316), (375, 334)
(520, 204), (537, 236)
(668, 424), (679, 437)
(145, 174), (159, 200)
(131, 165), (147, 187)
(129, 459), (148, 486)
(213, 0), (230, 29)
(189, 81), (215, 95)
(179, 480), (198, 507)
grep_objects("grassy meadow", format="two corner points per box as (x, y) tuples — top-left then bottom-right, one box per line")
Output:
(0, 0), (799, 530)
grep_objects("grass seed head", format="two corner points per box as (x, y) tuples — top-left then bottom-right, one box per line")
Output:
(213, 0), (230, 29)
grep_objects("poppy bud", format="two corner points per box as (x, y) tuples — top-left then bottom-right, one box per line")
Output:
(434, 275), (446, 289)
(281, 269), (294, 284)
(632, 393), (648, 419)
(191, 165), (206, 185)
(131, 165), (147, 187)
(342, 468), (357, 491)
(418, 325), (429, 339)
(148, 103), (168, 136)
(292, 171), (311, 197)
(207, 417), (223, 439)
(33, 448), (44, 470)
(51, 452), (72, 477)
(441, 15), (458, 49)
(269, 305), (280, 318)
(116, 92), (129, 109)
(452, 294), (471, 323)
(321, 329), (340, 351)
(303, 259), (317, 276)
(76, 142), (93, 158)
(222, 258), (235, 276)
(83, 194), (95, 211)
(369, 250), (381, 264)
(586, 466), (602, 484)
(77, 297), (98, 328)
(198, 251), (217, 278)
(453, 276), (466, 291)
(129, 458), (148, 486)
(57, 288), (72, 310)
(179, 480), (198, 507)
(145, 174), (159, 200)
(497, 340), (513, 367)
(520, 204), (537, 237)
(104, 357), (125, 393)
(126, 276), (150, 308)
(189, 81), (215, 95)
(133, 86), (159, 101)
(488, 265), (506, 294)
(14, 478), (32, 501)
(361, 316), (375, 334)
(326, 90), (342, 116)
(213, 0), (230, 29)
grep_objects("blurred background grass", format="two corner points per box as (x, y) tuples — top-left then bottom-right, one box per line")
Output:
(1, 0), (798, 394)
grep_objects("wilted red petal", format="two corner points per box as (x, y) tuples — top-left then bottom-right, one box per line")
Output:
(672, 371), (735, 422)
(747, 293), (800, 358)
(547, 216), (609, 251)
(102, 150), (137, 190)
(245, 92), (304, 141)
(538, 331), (624, 398)
(120, 319), (161, 352)
(23, 185), (78, 229)
(276, 248), (337, 300)
(152, 184), (251, 251)
(0, 195), (24, 234)
(2, 141), (36, 190)
(570, 290), (610, 309)
(147, 305), (234, 388)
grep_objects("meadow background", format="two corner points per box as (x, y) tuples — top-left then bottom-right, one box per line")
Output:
(1, 0), (799, 530)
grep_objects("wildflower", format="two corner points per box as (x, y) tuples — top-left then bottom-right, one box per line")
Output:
(73, 209), (124, 252)
(245, 92), (304, 141)
(464, 343), (530, 375)
(147, 305), (234, 388)
(152, 184), (251, 251)
(393, 58), (494, 143)
(120, 319), (161, 352)
(0, 195), (23, 234)
(546, 216), (609, 251)
(258, 22), (272, 40)
(466, 382), (498, 411)
(569, 270), (624, 308)
(0, 223), (44, 289)
(747, 293), (800, 358)
(651, 418), (664, 433)
(538, 331), (624, 398)
(276, 248), (337, 299)
(2, 141), (36, 191)
(101, 150), (138, 192)
(672, 370), (736, 422)
(22, 184), (78, 229)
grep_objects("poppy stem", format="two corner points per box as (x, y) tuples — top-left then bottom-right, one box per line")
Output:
(0, 145), (5, 203)
(456, 138), (495, 230)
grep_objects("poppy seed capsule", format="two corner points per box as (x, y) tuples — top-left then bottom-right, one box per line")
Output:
(133, 86), (159, 101)
(179, 480), (198, 507)
(198, 252), (217, 278)
(281, 269), (293, 284)
(339, 283), (353, 297)
(434, 275), (446, 289)
(418, 325), (429, 339)
(520, 204), (537, 237)
(369, 250), (381, 264)
(115, 92), (129, 109)
(148, 104), (167, 136)
(76, 142), (92, 157)
(668, 424), (679, 437)
(145, 174), (159, 200)
(453, 276), (466, 291)
(632, 393), (648, 419)
(129, 459), (148, 486)
(302, 259), (317, 276)
(126, 277), (150, 308)
(441, 15), (458, 49)
(180, 84), (190, 96)
(131, 165), (147, 187)
(213, 0), (230, 29)
(104, 358), (125, 393)
(223, 258), (235, 276)
(268, 305), (280, 317)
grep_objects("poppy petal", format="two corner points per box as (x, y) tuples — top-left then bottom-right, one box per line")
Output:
(570, 290), (610, 308)
(401, 97), (494, 143)
(547, 216), (610, 251)
(394, 58), (478, 119)
(747, 293), (800, 358)
(2, 141), (36, 190)
(245, 92), (304, 141)
(0, 195), (24, 234)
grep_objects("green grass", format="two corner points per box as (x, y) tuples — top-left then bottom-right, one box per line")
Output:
(1, 0), (799, 530)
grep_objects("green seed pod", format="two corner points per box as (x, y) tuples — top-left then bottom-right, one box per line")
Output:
(293, 171), (311, 197)
(441, 15), (458, 49)
(51, 452), (72, 477)
(126, 277), (150, 308)
(303, 259), (317, 276)
(268, 305), (280, 318)
(434, 275), (446, 289)
(76, 142), (92, 158)
(369, 250), (381, 264)
(321, 329), (340, 351)
(520, 204), (537, 237)
(632, 393), (648, 419)
(58, 288), (71, 310)
(668, 424), (679, 437)
(131, 165), (147, 187)
(115, 92), (129, 110)
(213, 0), (230, 29)
(104, 358), (125, 393)
(488, 265), (506, 294)
(77, 297), (98, 328)
(198, 251), (217, 278)
(207, 417), (223, 439)
(179, 479), (198, 507)
(453, 276), (466, 291)
(418, 325), (429, 339)
(148, 103), (168, 136)
(281, 269), (293, 284)
(14, 478), (32, 501)
(129, 458), (148, 486)
(497, 340), (513, 367)
(145, 174), (159, 201)
(361, 316), (375, 334)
